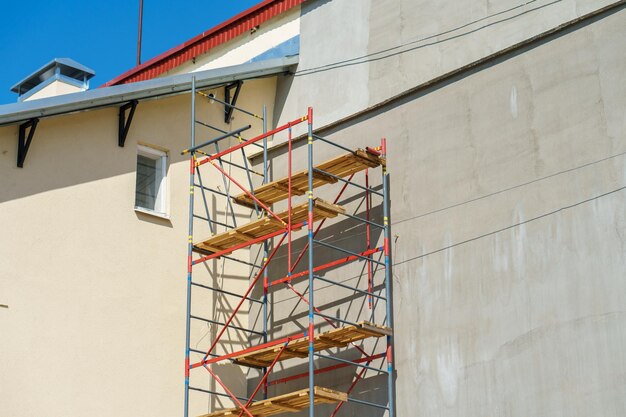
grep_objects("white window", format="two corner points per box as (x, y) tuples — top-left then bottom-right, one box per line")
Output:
(135, 145), (168, 216)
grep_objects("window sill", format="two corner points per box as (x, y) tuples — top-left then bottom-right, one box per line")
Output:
(134, 206), (170, 220)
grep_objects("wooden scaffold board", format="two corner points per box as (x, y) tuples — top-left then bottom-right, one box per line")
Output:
(193, 198), (345, 256)
(232, 149), (385, 208)
(198, 386), (348, 417)
(232, 321), (392, 368)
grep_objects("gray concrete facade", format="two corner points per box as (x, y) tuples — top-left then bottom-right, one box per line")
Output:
(256, 1), (626, 416)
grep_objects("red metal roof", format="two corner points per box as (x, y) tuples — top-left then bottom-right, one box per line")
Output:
(103, 0), (304, 86)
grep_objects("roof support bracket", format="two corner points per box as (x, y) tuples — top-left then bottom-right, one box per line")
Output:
(118, 100), (138, 147)
(17, 118), (39, 168)
(224, 81), (242, 124)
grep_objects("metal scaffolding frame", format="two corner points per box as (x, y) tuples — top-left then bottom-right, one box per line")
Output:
(183, 76), (395, 417)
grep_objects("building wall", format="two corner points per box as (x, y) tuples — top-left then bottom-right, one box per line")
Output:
(274, 0), (622, 133)
(258, 3), (626, 417)
(0, 78), (277, 417)
(161, 7), (301, 77)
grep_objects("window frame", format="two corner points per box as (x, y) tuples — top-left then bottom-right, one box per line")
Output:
(134, 144), (169, 218)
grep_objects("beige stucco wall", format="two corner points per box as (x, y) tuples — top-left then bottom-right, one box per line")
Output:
(0, 77), (277, 417)
(160, 7), (300, 77)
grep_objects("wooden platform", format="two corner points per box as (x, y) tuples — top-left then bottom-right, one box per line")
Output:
(194, 198), (345, 256)
(232, 321), (392, 368)
(233, 149), (385, 208)
(198, 386), (347, 417)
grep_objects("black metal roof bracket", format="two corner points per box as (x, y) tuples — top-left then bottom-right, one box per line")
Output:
(118, 100), (138, 147)
(17, 118), (39, 168)
(224, 80), (242, 124)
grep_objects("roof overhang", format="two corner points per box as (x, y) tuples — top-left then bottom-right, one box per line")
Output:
(104, 0), (305, 86)
(0, 56), (298, 127)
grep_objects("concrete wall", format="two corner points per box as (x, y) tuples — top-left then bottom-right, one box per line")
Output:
(259, 3), (626, 416)
(274, 0), (622, 134)
(0, 78), (276, 417)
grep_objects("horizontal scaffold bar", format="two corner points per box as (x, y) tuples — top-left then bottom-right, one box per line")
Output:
(270, 247), (382, 287)
(268, 352), (386, 386)
(190, 315), (264, 336)
(195, 115), (308, 166)
(182, 125), (251, 155)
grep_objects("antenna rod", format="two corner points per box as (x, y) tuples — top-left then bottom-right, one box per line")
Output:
(136, 0), (144, 66)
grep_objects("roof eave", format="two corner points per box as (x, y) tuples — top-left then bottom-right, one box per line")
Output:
(0, 56), (298, 127)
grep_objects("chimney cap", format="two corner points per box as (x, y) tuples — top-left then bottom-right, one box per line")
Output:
(10, 58), (95, 97)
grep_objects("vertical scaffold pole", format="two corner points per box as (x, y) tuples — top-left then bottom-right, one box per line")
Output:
(381, 137), (395, 417)
(307, 107), (315, 417)
(184, 76), (197, 417)
(262, 105), (269, 399)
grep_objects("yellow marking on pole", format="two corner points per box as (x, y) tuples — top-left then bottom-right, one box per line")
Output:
(308, 136), (313, 144)
(384, 216), (389, 226)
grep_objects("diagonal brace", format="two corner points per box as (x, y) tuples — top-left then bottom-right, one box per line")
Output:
(17, 118), (39, 168)
(118, 100), (138, 147)
(224, 80), (243, 123)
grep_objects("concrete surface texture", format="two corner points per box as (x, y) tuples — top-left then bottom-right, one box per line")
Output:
(274, 0), (621, 135)
(261, 2), (626, 416)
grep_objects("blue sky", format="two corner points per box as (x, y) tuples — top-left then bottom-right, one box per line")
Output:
(0, 0), (261, 104)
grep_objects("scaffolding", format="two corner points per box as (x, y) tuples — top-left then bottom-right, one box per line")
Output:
(183, 76), (395, 417)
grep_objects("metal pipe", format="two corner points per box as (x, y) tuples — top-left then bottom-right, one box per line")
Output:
(201, 233), (287, 360)
(189, 386), (249, 402)
(271, 247), (382, 287)
(181, 125), (251, 155)
(312, 167), (384, 197)
(136, 0), (143, 66)
(198, 91), (263, 120)
(190, 315), (264, 336)
(192, 215), (234, 230)
(268, 353), (385, 386)
(209, 159), (284, 226)
(261, 104), (269, 400)
(204, 365), (255, 417)
(382, 137), (396, 417)
(313, 311), (361, 328)
(191, 281), (263, 304)
(366, 168), (373, 310)
(339, 210), (385, 229)
(345, 397), (389, 410)
(195, 168), (215, 234)
(288, 173), (355, 274)
(193, 223), (302, 264)
(306, 107), (315, 417)
(314, 353), (388, 374)
(195, 119), (264, 149)
(311, 134), (354, 154)
(183, 76), (196, 417)
(212, 141), (238, 228)
(241, 147), (260, 215)
(189, 348), (220, 358)
(313, 275), (386, 300)
(193, 183), (228, 198)
(198, 115), (308, 165)
(313, 239), (385, 265)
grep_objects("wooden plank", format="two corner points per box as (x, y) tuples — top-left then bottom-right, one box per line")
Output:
(198, 386), (347, 417)
(228, 321), (391, 368)
(193, 199), (345, 256)
(232, 149), (385, 208)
